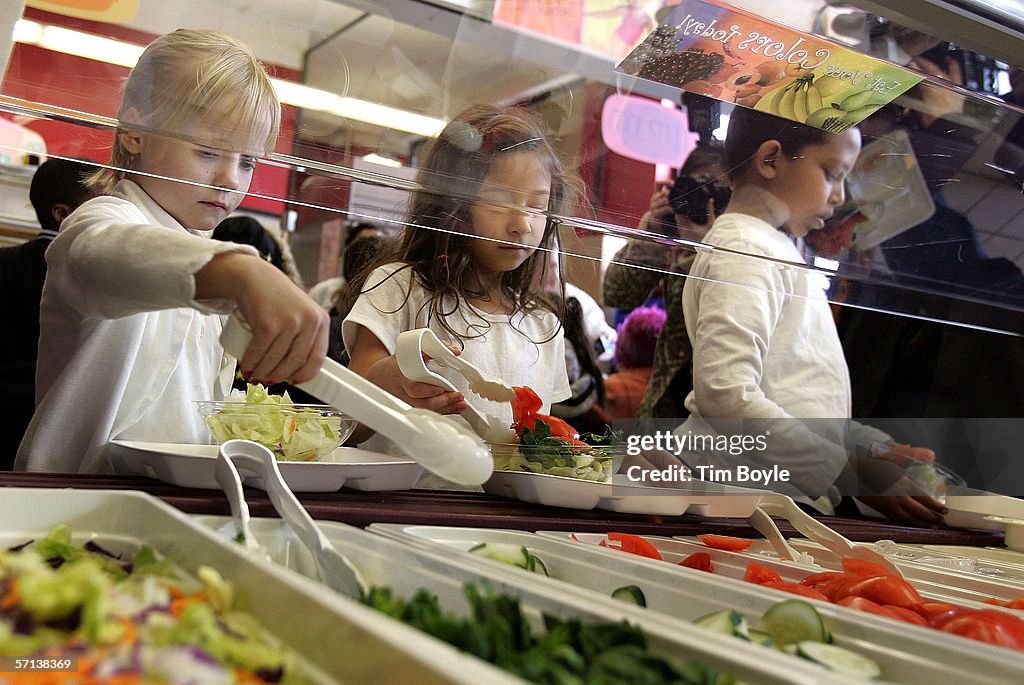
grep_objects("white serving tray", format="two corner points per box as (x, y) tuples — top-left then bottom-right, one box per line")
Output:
(916, 544), (1024, 567)
(106, 440), (423, 492)
(482, 471), (765, 517)
(369, 523), (1024, 684)
(194, 516), (865, 685)
(0, 488), (521, 684)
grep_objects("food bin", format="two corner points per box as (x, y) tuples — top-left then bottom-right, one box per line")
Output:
(370, 523), (1024, 685)
(0, 488), (523, 685)
(194, 515), (873, 685)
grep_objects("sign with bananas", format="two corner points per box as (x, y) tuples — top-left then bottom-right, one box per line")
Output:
(618, 0), (924, 132)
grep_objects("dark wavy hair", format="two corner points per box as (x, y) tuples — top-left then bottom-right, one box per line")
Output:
(340, 104), (577, 344)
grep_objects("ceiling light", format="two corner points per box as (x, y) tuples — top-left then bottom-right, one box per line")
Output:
(361, 153), (403, 168)
(12, 19), (446, 137)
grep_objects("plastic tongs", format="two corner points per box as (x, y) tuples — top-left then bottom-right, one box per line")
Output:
(220, 314), (492, 485)
(745, 507), (814, 565)
(217, 439), (368, 597)
(396, 329), (516, 443)
(757, 494), (906, 578)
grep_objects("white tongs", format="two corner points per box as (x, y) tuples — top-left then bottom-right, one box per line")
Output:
(757, 494), (905, 578)
(396, 329), (516, 443)
(220, 314), (492, 486)
(216, 439), (367, 597)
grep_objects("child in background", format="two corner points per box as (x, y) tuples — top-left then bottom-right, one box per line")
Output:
(605, 306), (666, 419)
(679, 106), (946, 525)
(17, 29), (328, 473)
(341, 104), (572, 447)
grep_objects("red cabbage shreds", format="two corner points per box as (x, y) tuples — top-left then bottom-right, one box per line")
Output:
(7, 539), (33, 553)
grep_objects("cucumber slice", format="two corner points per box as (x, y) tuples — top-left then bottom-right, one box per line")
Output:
(747, 629), (775, 647)
(469, 542), (529, 568)
(694, 609), (749, 639)
(796, 641), (882, 679)
(611, 585), (647, 606)
(527, 552), (550, 577)
(760, 599), (829, 646)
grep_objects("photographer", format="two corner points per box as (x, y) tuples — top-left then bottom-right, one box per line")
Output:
(603, 145), (728, 421)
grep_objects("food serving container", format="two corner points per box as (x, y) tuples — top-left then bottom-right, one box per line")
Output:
(368, 523), (1024, 685)
(0, 488), (521, 684)
(196, 515), (870, 684)
(487, 440), (624, 482)
(196, 400), (356, 461)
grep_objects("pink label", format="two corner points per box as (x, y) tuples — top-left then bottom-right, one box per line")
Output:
(601, 93), (699, 167)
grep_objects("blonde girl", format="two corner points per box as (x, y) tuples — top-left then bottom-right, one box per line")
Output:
(17, 29), (327, 472)
(341, 104), (573, 445)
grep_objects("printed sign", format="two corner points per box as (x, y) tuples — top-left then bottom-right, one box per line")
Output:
(617, 0), (924, 131)
(601, 93), (698, 166)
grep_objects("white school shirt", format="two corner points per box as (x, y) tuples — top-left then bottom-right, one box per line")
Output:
(342, 262), (571, 450)
(15, 180), (258, 473)
(678, 213), (890, 499)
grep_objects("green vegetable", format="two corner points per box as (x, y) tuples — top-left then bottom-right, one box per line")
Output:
(498, 421), (622, 482)
(611, 585), (646, 607)
(760, 599), (830, 646)
(359, 583), (729, 685)
(204, 383), (343, 461)
(468, 543), (550, 576)
(796, 641), (882, 678)
(693, 610), (749, 640)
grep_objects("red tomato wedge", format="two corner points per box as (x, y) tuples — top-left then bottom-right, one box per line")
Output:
(760, 581), (828, 602)
(697, 534), (754, 552)
(840, 575), (924, 609)
(679, 551), (714, 572)
(841, 557), (896, 578)
(607, 532), (663, 560)
(799, 571), (846, 590)
(938, 610), (1024, 651)
(836, 595), (891, 617)
(881, 605), (929, 626)
(519, 414), (580, 442)
(743, 561), (782, 585)
(511, 386), (542, 425)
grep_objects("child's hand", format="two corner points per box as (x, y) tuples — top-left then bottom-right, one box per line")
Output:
(366, 354), (469, 414)
(198, 253), (329, 385)
(856, 489), (949, 527)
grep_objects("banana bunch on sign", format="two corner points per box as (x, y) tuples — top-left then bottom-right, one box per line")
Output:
(753, 71), (887, 132)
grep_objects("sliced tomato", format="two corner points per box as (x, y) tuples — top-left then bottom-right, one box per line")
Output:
(511, 386), (542, 425)
(938, 610), (1024, 651)
(520, 414), (579, 442)
(607, 532), (663, 560)
(836, 595), (891, 617)
(841, 557), (896, 578)
(799, 571), (846, 590)
(841, 575), (924, 609)
(697, 534), (754, 552)
(679, 551), (714, 573)
(743, 561), (782, 585)
(986, 597), (1024, 610)
(880, 605), (929, 626)
(760, 581), (828, 602)
(818, 575), (865, 603)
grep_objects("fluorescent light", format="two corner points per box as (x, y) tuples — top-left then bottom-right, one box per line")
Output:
(361, 153), (403, 168)
(12, 19), (446, 137)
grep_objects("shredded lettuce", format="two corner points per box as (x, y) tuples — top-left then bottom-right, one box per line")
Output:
(204, 383), (344, 461)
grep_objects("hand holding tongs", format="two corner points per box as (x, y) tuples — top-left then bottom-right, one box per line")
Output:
(220, 314), (493, 486)
(757, 494), (905, 578)
(396, 329), (516, 443)
(217, 439), (368, 597)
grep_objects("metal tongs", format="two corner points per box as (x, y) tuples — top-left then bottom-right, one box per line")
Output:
(396, 329), (516, 443)
(757, 494), (905, 578)
(216, 439), (368, 597)
(220, 314), (492, 485)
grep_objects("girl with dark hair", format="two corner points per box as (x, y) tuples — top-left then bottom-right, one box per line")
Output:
(341, 104), (575, 446)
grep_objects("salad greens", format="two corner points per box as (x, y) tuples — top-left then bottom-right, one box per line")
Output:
(499, 422), (624, 482)
(0, 526), (310, 683)
(361, 583), (734, 685)
(203, 383), (345, 462)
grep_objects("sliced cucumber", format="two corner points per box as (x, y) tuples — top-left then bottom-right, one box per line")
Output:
(760, 599), (830, 646)
(747, 629), (775, 648)
(468, 543), (549, 576)
(611, 584), (647, 607)
(796, 641), (882, 679)
(694, 609), (750, 639)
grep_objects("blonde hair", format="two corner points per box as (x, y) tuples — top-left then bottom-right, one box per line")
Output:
(90, 28), (280, 192)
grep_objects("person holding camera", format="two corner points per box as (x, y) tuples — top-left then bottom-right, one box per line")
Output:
(602, 145), (728, 421)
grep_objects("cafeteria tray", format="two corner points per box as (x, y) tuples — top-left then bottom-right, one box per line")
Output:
(194, 515), (869, 685)
(482, 470), (765, 516)
(370, 523), (1024, 685)
(915, 544), (1024, 567)
(0, 488), (518, 684)
(106, 439), (423, 492)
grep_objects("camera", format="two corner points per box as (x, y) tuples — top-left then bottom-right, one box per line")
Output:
(667, 175), (732, 226)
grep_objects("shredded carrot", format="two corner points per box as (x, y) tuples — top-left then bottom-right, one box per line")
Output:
(0, 578), (20, 611)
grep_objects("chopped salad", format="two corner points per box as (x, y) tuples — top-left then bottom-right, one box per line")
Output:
(0, 525), (311, 683)
(202, 384), (346, 462)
